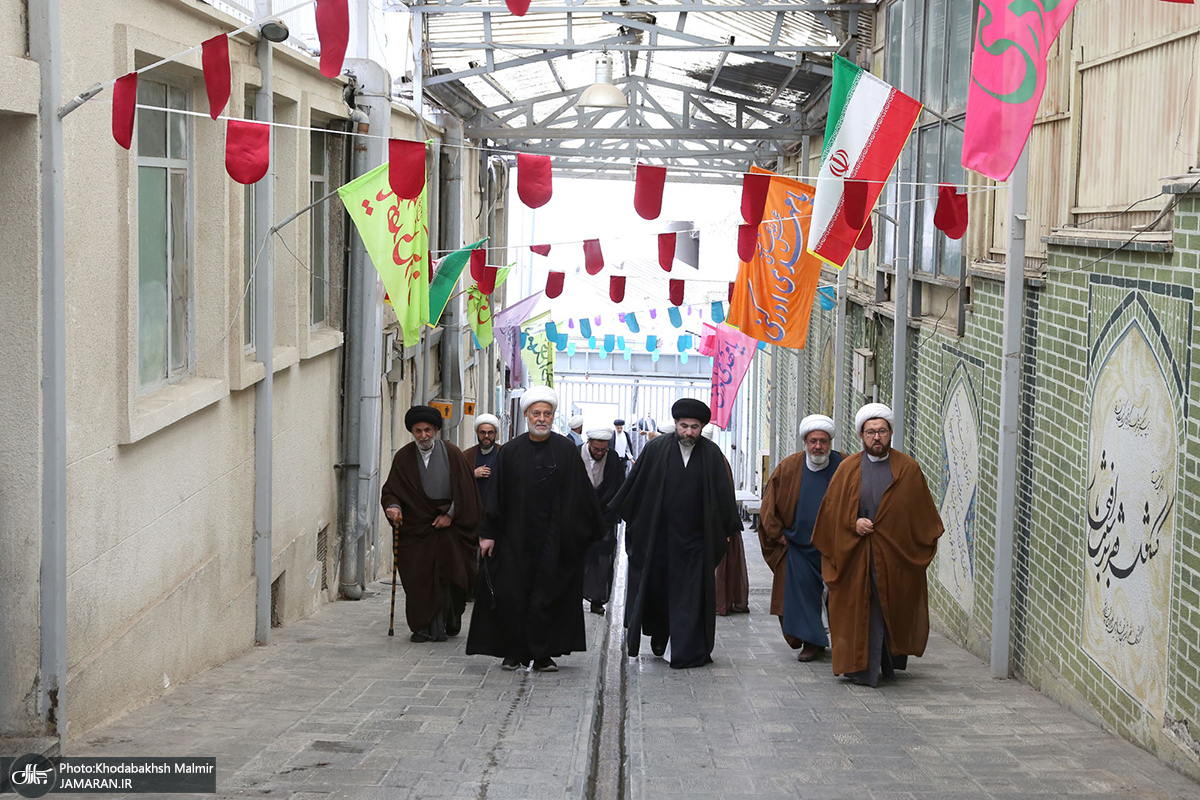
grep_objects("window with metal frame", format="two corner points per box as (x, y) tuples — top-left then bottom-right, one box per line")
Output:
(243, 90), (257, 353)
(310, 128), (329, 329)
(137, 78), (192, 390)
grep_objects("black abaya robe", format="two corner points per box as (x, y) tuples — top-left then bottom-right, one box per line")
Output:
(465, 432), (605, 662)
(581, 446), (627, 606)
(612, 434), (742, 668)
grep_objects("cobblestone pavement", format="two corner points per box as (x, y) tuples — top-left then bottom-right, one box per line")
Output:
(57, 529), (1200, 800)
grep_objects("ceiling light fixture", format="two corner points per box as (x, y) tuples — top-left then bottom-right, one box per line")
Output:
(577, 52), (628, 109)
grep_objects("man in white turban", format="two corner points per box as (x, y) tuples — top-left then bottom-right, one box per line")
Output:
(464, 413), (503, 504)
(567, 415), (586, 447)
(467, 387), (605, 673)
(812, 403), (943, 686)
(758, 414), (843, 662)
(579, 426), (625, 615)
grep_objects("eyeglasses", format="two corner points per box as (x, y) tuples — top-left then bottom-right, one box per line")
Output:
(862, 429), (890, 439)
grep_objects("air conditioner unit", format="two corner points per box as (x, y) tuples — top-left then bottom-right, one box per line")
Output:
(852, 348), (876, 398)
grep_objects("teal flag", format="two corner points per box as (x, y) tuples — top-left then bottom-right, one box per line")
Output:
(428, 238), (487, 324)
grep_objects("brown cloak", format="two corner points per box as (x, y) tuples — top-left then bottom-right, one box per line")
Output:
(758, 451), (844, 619)
(380, 441), (482, 632)
(810, 449), (943, 676)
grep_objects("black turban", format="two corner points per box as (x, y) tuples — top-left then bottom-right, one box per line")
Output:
(671, 398), (711, 425)
(613, 419), (626, 426)
(405, 405), (444, 431)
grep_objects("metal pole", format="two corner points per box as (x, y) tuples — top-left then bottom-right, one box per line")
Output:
(31, 0), (68, 749)
(252, 5), (275, 643)
(833, 265), (848, 440)
(991, 144), (1029, 679)
(412, 8), (431, 405)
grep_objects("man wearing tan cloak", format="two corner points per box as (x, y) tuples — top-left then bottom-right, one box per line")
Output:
(812, 403), (943, 686)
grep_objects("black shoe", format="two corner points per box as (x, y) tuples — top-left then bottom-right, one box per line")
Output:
(501, 658), (523, 671)
(650, 634), (668, 658)
(590, 602), (605, 615)
(410, 630), (431, 643)
(532, 658), (559, 672)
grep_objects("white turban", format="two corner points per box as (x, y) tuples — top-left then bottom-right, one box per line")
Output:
(569, 415), (585, 430)
(657, 422), (676, 434)
(520, 386), (559, 414)
(854, 403), (894, 435)
(701, 424), (715, 440)
(586, 426), (614, 441)
(799, 414), (835, 440)
(474, 413), (500, 432)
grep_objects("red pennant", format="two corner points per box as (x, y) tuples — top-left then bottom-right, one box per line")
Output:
(315, 0), (349, 79)
(737, 223), (758, 262)
(741, 172), (771, 225)
(658, 232), (676, 271)
(854, 217), (874, 251)
(469, 248), (486, 282)
(428, 251), (435, 283)
(201, 34), (231, 120)
(517, 153), (553, 209)
(728, 282), (735, 303)
(546, 271), (565, 298)
(669, 279), (685, 306)
(505, 0), (531, 14)
(112, 72), (138, 150)
(843, 179), (868, 231)
(583, 239), (604, 275)
(388, 139), (425, 200)
(477, 265), (499, 295)
(610, 276), (626, 303)
(934, 184), (970, 240)
(633, 164), (667, 220)
(225, 119), (270, 184)
(530, 244), (552, 257)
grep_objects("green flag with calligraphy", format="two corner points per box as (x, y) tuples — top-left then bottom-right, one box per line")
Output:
(467, 267), (511, 348)
(520, 311), (555, 388)
(338, 162), (429, 347)
(428, 238), (489, 326)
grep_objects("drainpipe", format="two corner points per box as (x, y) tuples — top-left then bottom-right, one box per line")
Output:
(412, 8), (431, 405)
(991, 145), (1029, 679)
(437, 115), (465, 439)
(31, 0), (68, 748)
(252, 1), (275, 643)
(339, 60), (390, 599)
(833, 261), (848, 438)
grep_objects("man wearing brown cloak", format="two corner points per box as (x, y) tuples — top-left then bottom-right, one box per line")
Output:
(709, 425), (750, 616)
(759, 414), (843, 662)
(812, 403), (943, 686)
(381, 405), (482, 643)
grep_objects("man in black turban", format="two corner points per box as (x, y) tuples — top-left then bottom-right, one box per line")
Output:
(381, 406), (481, 642)
(610, 398), (741, 668)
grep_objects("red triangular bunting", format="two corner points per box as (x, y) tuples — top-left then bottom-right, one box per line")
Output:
(315, 0), (349, 79)
(669, 279), (685, 306)
(633, 163), (667, 220)
(477, 265), (499, 295)
(225, 119), (270, 184)
(505, 0), (531, 14)
(388, 139), (425, 200)
(112, 72), (138, 150)
(428, 251), (435, 283)
(530, 244), (552, 257)
(517, 153), (553, 208)
(610, 276), (626, 303)
(728, 282), (735, 303)
(855, 217), (873, 251)
(583, 239), (604, 275)
(201, 34), (231, 120)
(934, 184), (969, 240)
(737, 223), (758, 263)
(843, 179), (868, 231)
(658, 232), (676, 271)
(741, 172), (771, 225)
(546, 271), (565, 298)
(469, 248), (486, 282)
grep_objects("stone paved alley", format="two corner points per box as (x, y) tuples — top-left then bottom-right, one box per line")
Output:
(67, 529), (1200, 799)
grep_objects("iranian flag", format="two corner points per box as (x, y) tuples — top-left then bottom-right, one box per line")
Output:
(808, 55), (922, 269)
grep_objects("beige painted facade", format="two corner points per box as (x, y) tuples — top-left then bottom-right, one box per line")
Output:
(2, 0), (496, 739)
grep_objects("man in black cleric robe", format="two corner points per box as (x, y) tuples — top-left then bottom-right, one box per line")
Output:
(612, 398), (742, 668)
(579, 426), (627, 615)
(466, 386), (606, 672)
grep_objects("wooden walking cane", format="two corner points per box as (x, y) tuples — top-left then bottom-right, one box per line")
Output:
(388, 518), (400, 636)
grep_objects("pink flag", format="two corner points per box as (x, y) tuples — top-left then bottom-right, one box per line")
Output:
(962, 0), (1078, 181)
(698, 323), (718, 357)
(709, 324), (757, 429)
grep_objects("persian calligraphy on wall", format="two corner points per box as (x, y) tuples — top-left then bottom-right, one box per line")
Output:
(1082, 278), (1190, 723)
(936, 364), (979, 615)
